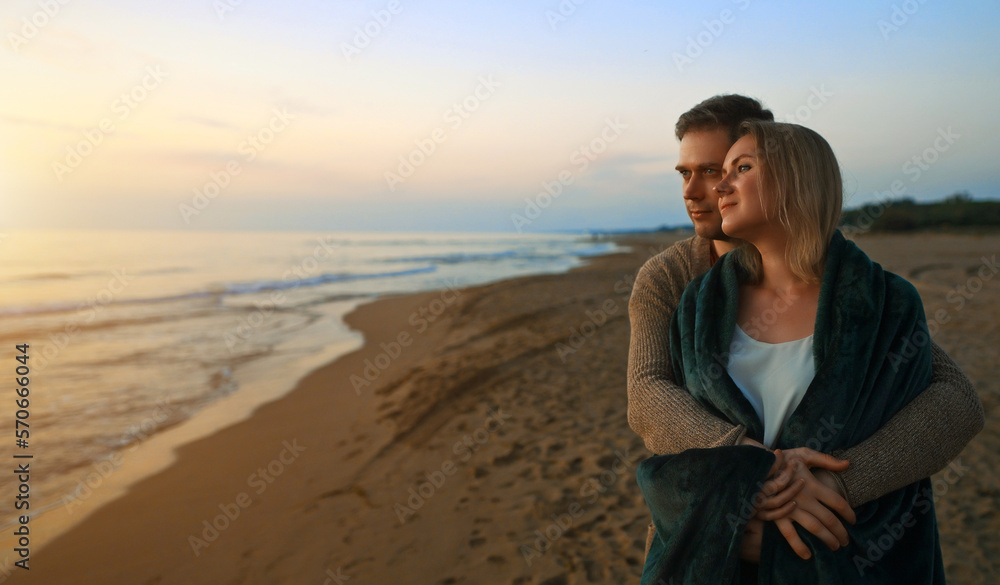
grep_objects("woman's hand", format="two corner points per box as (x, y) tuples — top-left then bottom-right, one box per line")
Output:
(756, 448), (806, 515)
(738, 435), (767, 449)
(738, 444), (857, 560)
(753, 447), (851, 520)
(736, 444), (802, 564)
(737, 449), (811, 564)
(762, 460), (857, 559)
(736, 440), (809, 517)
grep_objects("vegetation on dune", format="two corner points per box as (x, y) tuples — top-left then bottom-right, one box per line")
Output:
(840, 192), (1000, 233)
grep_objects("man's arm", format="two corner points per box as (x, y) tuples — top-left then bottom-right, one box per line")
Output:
(825, 341), (984, 507)
(626, 247), (747, 455)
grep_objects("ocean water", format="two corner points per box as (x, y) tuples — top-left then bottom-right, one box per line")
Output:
(0, 228), (624, 534)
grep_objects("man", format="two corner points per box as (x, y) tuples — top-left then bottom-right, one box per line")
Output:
(627, 94), (984, 566)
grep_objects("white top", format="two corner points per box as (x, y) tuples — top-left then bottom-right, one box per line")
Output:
(726, 325), (816, 448)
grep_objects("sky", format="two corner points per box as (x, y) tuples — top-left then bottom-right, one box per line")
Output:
(1, 0), (999, 233)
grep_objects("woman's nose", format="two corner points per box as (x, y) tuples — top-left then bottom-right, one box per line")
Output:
(715, 177), (733, 195)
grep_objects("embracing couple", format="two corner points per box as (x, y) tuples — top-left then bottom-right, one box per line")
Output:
(626, 95), (984, 584)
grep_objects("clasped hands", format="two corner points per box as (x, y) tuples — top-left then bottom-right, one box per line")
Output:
(737, 437), (857, 562)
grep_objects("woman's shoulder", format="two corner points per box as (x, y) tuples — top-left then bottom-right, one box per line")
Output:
(882, 269), (920, 293)
(833, 235), (924, 308)
(830, 231), (912, 293)
(882, 269), (925, 311)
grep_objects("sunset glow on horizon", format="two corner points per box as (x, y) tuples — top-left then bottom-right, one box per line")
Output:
(2, 0), (999, 232)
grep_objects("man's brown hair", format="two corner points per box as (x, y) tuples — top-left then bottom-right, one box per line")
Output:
(675, 94), (774, 143)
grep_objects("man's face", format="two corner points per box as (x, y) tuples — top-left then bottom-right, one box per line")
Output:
(675, 127), (733, 241)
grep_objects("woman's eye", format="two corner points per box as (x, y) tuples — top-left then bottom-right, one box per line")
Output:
(738, 164), (751, 173)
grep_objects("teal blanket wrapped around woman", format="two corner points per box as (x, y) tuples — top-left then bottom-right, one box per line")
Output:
(637, 230), (946, 584)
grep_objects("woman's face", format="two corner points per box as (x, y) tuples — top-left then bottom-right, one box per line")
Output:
(716, 134), (771, 241)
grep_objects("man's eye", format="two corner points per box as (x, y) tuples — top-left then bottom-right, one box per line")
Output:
(679, 170), (691, 178)
(704, 169), (717, 175)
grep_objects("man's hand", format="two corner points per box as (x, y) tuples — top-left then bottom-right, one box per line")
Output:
(812, 467), (848, 499)
(739, 517), (765, 563)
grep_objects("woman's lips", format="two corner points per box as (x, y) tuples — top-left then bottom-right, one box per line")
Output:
(719, 201), (735, 213)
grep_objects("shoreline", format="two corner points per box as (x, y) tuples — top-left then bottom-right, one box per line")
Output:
(0, 299), (371, 562)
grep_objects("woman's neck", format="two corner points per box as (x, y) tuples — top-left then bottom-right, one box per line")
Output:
(739, 232), (822, 343)
(751, 232), (806, 292)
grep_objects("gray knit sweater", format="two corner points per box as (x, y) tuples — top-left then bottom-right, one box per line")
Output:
(627, 235), (985, 509)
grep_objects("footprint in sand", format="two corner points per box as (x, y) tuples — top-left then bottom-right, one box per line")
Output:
(908, 263), (953, 279)
(492, 442), (524, 466)
(616, 492), (635, 509)
(596, 453), (619, 468)
(545, 440), (567, 455)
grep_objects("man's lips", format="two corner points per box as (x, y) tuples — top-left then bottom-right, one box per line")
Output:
(689, 209), (713, 218)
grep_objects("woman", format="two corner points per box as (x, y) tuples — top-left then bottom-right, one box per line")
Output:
(636, 121), (947, 583)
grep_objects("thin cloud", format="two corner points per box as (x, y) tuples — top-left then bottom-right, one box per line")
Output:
(0, 114), (80, 134)
(175, 115), (239, 130)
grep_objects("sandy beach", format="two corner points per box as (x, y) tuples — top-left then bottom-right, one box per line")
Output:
(16, 231), (1000, 585)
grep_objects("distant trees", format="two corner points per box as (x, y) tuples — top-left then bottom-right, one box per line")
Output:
(943, 190), (973, 204)
(840, 192), (1000, 232)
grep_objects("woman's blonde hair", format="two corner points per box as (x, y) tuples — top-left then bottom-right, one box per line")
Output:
(730, 120), (843, 284)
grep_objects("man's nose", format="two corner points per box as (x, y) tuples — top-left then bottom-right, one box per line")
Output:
(682, 177), (703, 200)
